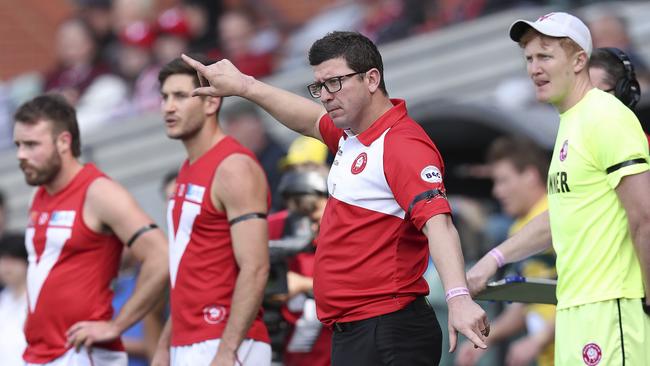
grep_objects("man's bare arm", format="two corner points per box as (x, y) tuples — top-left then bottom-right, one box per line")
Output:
(210, 154), (270, 366)
(424, 214), (489, 352)
(466, 210), (552, 296)
(66, 178), (169, 350)
(616, 171), (650, 304)
(181, 55), (326, 140)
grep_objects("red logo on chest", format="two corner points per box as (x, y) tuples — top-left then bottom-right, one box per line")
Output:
(351, 152), (368, 175)
(582, 343), (602, 365)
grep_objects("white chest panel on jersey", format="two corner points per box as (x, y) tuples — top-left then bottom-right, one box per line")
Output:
(328, 129), (405, 219)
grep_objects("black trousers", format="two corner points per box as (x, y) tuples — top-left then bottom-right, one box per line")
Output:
(331, 297), (442, 366)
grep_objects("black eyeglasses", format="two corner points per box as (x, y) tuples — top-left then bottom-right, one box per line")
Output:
(307, 72), (366, 98)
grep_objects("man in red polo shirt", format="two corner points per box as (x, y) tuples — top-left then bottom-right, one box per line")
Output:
(182, 31), (489, 365)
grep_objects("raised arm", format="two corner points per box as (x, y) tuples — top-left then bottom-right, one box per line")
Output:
(67, 178), (169, 350)
(466, 210), (552, 296)
(424, 214), (489, 353)
(181, 55), (326, 140)
(210, 154), (270, 366)
(616, 171), (650, 305)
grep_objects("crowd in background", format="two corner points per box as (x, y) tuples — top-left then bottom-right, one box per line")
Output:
(3, 0), (645, 148)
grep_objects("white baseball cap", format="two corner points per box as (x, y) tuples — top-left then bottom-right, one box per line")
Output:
(509, 12), (592, 56)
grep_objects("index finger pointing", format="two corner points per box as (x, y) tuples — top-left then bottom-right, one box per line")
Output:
(181, 54), (207, 73)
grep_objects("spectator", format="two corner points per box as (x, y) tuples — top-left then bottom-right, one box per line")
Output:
(209, 8), (275, 78)
(586, 11), (650, 89)
(0, 234), (28, 366)
(154, 8), (191, 66)
(116, 21), (161, 115)
(44, 18), (128, 135)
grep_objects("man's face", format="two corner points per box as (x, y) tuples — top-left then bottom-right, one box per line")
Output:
(524, 36), (576, 106)
(491, 160), (534, 218)
(14, 120), (63, 186)
(161, 74), (206, 141)
(589, 66), (613, 92)
(312, 57), (369, 131)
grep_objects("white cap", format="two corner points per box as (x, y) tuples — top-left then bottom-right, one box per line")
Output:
(509, 12), (592, 56)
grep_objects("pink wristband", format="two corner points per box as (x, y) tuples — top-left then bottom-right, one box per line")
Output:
(489, 248), (506, 268)
(445, 287), (470, 302)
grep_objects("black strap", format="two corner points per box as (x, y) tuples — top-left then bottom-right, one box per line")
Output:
(408, 189), (446, 215)
(606, 158), (646, 174)
(229, 212), (267, 226)
(126, 223), (159, 247)
(643, 297), (650, 316)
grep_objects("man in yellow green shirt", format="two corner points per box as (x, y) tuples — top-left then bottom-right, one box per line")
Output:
(467, 12), (650, 366)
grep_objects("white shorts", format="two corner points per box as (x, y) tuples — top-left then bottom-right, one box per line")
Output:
(170, 338), (271, 366)
(25, 347), (127, 366)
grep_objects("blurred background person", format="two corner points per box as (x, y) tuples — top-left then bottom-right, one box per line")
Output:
(456, 137), (555, 366)
(0, 234), (28, 366)
(265, 142), (330, 366)
(586, 9), (650, 90)
(210, 8), (277, 78)
(589, 47), (641, 111)
(153, 7), (192, 66)
(44, 17), (128, 135)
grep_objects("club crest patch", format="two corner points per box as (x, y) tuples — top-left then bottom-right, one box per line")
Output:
(420, 166), (442, 183)
(351, 152), (368, 175)
(203, 305), (227, 324)
(582, 343), (602, 365)
(560, 140), (569, 161)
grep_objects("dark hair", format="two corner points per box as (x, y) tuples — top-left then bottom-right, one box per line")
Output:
(0, 189), (5, 208)
(487, 137), (549, 181)
(158, 54), (213, 89)
(14, 94), (81, 157)
(589, 48), (626, 90)
(308, 31), (388, 95)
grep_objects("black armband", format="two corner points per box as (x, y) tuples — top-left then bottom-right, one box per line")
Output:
(228, 212), (267, 226)
(606, 158), (647, 174)
(408, 189), (446, 215)
(126, 223), (159, 247)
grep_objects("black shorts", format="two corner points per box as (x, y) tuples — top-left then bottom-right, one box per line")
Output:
(331, 297), (442, 366)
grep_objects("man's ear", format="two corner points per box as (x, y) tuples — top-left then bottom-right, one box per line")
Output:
(366, 68), (381, 93)
(574, 50), (589, 73)
(205, 96), (222, 115)
(55, 131), (72, 155)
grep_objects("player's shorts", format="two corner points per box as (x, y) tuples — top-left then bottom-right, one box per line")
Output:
(555, 298), (650, 365)
(170, 338), (271, 366)
(25, 347), (127, 366)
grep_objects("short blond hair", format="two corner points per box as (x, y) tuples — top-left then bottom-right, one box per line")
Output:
(519, 27), (583, 57)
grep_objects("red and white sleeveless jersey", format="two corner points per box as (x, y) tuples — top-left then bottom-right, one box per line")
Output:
(23, 164), (123, 363)
(314, 99), (452, 326)
(167, 136), (270, 346)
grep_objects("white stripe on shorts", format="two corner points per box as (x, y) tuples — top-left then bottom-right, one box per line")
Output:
(170, 338), (271, 366)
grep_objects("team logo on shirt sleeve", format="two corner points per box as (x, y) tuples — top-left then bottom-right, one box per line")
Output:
(351, 152), (368, 175)
(420, 166), (442, 183)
